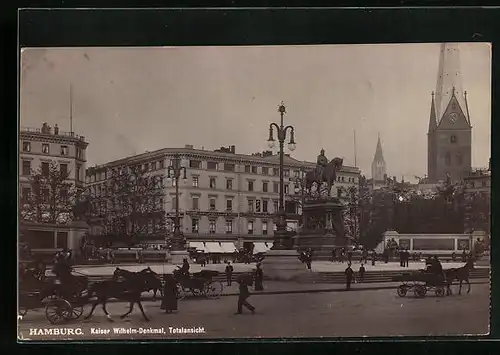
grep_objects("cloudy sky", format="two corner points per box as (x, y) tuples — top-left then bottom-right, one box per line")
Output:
(20, 43), (491, 181)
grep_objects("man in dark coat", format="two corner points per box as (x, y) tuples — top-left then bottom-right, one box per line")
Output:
(161, 274), (178, 314)
(235, 274), (255, 314)
(179, 258), (190, 277)
(225, 262), (234, 286)
(345, 263), (356, 290)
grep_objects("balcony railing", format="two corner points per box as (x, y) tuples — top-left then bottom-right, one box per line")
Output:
(21, 126), (86, 142)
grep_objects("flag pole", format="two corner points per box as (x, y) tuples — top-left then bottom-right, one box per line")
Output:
(69, 84), (73, 135)
(353, 129), (357, 167)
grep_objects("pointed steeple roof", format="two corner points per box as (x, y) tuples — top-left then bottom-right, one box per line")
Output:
(428, 91), (437, 132)
(373, 133), (385, 163)
(435, 43), (468, 124)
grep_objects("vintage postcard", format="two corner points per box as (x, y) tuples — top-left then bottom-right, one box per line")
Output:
(18, 43), (490, 341)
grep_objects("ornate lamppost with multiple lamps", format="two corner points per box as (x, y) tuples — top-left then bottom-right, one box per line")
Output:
(166, 154), (189, 264)
(263, 102), (307, 281)
(267, 101), (296, 249)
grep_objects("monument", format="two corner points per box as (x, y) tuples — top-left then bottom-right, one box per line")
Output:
(263, 149), (347, 280)
(295, 150), (350, 259)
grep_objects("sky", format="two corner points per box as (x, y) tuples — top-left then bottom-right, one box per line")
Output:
(20, 43), (491, 181)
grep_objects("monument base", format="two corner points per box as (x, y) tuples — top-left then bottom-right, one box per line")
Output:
(262, 249), (311, 281)
(169, 250), (191, 265)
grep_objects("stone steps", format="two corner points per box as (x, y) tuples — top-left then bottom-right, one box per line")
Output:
(59, 267), (489, 286)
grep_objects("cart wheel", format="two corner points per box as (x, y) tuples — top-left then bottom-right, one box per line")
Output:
(397, 285), (408, 297)
(63, 304), (84, 320)
(204, 281), (223, 299)
(45, 299), (72, 325)
(435, 287), (445, 297)
(413, 285), (427, 298)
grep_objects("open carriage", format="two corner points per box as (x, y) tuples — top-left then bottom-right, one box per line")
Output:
(173, 269), (223, 300)
(18, 264), (89, 325)
(392, 270), (448, 298)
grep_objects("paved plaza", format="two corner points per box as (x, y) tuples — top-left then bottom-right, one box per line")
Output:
(70, 260), (487, 276)
(18, 284), (490, 340)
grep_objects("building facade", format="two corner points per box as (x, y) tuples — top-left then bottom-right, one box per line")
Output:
(85, 145), (361, 249)
(463, 167), (491, 239)
(19, 123), (89, 251)
(427, 43), (472, 183)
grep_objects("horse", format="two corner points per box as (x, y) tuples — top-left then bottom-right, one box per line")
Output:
(84, 270), (150, 322)
(305, 157), (343, 196)
(113, 267), (163, 300)
(444, 258), (475, 295)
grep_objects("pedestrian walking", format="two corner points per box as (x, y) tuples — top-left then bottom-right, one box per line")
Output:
(347, 250), (353, 264)
(331, 249), (337, 263)
(345, 263), (356, 291)
(235, 274), (255, 315)
(404, 250), (409, 267)
(399, 250), (404, 267)
(254, 263), (264, 291)
(225, 261), (234, 286)
(358, 263), (365, 282)
(371, 250), (376, 266)
(161, 274), (178, 314)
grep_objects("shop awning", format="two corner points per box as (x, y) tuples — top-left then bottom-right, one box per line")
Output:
(253, 242), (268, 254)
(220, 242), (237, 253)
(189, 242), (208, 253)
(205, 242), (224, 253)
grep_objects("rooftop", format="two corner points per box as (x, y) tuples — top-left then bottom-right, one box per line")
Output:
(21, 123), (86, 142)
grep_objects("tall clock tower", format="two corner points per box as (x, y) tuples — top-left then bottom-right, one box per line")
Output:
(427, 43), (472, 183)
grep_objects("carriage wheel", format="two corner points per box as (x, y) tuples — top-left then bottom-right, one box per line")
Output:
(397, 285), (408, 297)
(62, 304), (84, 320)
(204, 281), (223, 299)
(413, 285), (427, 298)
(45, 299), (72, 325)
(435, 287), (445, 297)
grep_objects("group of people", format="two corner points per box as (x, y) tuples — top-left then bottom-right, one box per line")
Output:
(343, 262), (366, 290)
(399, 249), (411, 267)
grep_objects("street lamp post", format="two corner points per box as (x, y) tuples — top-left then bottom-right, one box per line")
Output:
(267, 102), (296, 250)
(167, 154), (187, 251)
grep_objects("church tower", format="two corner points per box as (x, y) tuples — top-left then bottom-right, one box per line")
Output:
(371, 133), (387, 185)
(427, 43), (472, 183)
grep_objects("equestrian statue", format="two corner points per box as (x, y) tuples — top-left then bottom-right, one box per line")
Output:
(304, 149), (343, 197)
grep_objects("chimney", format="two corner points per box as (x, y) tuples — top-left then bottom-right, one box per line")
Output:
(230, 145), (235, 153)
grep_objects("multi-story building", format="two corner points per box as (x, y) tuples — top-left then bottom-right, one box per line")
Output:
(463, 167), (491, 240)
(19, 123), (89, 253)
(85, 145), (360, 252)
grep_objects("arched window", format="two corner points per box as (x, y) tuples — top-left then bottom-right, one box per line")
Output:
(450, 135), (457, 144)
(445, 152), (451, 166)
(456, 152), (463, 165)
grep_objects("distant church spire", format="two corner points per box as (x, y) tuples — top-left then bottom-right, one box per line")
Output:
(434, 43), (468, 123)
(428, 91), (437, 133)
(371, 133), (386, 182)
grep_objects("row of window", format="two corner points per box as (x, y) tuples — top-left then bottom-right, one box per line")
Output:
(184, 196), (281, 213)
(190, 218), (275, 235)
(21, 186), (68, 202)
(21, 160), (82, 181)
(22, 141), (84, 159)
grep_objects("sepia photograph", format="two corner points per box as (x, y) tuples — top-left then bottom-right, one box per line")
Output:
(18, 43), (491, 340)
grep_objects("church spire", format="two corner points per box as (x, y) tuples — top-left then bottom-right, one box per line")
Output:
(374, 133), (385, 162)
(428, 91), (437, 132)
(434, 43), (467, 123)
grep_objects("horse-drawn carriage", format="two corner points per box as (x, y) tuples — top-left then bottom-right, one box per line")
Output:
(18, 263), (88, 324)
(173, 269), (223, 300)
(392, 270), (448, 298)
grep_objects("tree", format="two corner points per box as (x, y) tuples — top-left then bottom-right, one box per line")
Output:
(20, 161), (81, 224)
(339, 185), (360, 243)
(84, 165), (167, 245)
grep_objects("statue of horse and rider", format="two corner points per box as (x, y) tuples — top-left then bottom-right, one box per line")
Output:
(304, 149), (343, 196)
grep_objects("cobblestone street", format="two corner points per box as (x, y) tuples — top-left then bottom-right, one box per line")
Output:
(18, 284), (489, 340)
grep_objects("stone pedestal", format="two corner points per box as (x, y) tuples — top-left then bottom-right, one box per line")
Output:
(262, 249), (310, 281)
(169, 250), (191, 265)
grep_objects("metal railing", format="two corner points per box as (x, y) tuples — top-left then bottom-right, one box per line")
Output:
(21, 126), (86, 142)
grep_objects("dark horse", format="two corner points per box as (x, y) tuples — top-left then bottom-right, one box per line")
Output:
(84, 269), (151, 322)
(305, 157), (343, 196)
(113, 267), (163, 300)
(445, 258), (475, 295)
